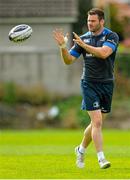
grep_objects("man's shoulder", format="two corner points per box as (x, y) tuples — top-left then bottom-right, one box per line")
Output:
(80, 31), (91, 39)
(103, 28), (119, 39)
(103, 28), (119, 48)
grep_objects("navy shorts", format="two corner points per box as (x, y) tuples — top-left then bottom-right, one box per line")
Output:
(80, 79), (114, 113)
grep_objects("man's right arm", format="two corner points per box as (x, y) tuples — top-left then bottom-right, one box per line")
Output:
(60, 47), (76, 65)
(53, 29), (76, 65)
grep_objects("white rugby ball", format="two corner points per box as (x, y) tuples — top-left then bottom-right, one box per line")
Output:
(9, 24), (33, 42)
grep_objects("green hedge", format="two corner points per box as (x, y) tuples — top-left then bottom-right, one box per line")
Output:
(115, 53), (130, 78)
(114, 53), (130, 97)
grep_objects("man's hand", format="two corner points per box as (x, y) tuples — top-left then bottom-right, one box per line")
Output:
(73, 32), (86, 49)
(53, 29), (68, 48)
(53, 29), (76, 64)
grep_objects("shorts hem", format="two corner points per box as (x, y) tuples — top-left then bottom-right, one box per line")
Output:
(81, 107), (101, 111)
(81, 108), (110, 113)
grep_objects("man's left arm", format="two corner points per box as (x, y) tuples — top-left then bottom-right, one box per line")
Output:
(73, 32), (119, 60)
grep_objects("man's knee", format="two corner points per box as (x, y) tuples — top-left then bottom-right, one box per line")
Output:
(88, 110), (102, 129)
(92, 119), (102, 129)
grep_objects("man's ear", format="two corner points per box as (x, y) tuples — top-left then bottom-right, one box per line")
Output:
(101, 19), (105, 25)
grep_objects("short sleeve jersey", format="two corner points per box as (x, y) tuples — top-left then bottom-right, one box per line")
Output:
(69, 28), (119, 82)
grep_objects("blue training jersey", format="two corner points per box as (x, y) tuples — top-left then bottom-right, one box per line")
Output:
(69, 27), (119, 82)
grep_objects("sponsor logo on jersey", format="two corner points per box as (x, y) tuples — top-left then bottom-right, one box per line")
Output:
(85, 53), (93, 57)
(100, 36), (106, 42)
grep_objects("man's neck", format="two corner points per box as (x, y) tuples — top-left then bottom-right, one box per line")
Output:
(92, 27), (104, 36)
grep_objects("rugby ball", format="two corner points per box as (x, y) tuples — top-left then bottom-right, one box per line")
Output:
(8, 24), (32, 42)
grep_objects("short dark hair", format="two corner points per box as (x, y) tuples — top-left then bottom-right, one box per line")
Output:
(88, 8), (104, 20)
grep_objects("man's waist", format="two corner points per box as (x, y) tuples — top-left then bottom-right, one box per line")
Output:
(81, 76), (114, 83)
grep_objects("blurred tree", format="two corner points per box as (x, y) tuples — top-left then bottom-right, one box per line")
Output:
(73, 0), (92, 35)
(109, 3), (124, 41)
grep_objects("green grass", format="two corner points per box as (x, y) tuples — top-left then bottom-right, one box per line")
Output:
(0, 129), (130, 179)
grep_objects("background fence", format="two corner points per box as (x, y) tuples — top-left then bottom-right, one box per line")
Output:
(0, 47), (83, 96)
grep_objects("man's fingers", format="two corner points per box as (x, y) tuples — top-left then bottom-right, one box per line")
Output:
(65, 33), (69, 39)
(53, 28), (64, 36)
(53, 29), (69, 46)
(73, 32), (80, 39)
(73, 32), (81, 43)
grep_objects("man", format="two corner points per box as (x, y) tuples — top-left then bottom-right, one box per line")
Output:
(53, 8), (119, 169)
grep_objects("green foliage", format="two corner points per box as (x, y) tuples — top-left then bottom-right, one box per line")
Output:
(114, 53), (130, 97)
(109, 3), (124, 38)
(56, 96), (90, 128)
(0, 129), (130, 179)
(77, 108), (90, 127)
(116, 53), (130, 78)
(2, 82), (17, 105)
(0, 83), (52, 105)
(15, 85), (51, 105)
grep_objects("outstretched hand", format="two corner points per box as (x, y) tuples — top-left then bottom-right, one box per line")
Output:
(53, 29), (69, 47)
(73, 32), (86, 49)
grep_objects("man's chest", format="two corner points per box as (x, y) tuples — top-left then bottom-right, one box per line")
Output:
(82, 36), (107, 58)
(83, 35), (106, 47)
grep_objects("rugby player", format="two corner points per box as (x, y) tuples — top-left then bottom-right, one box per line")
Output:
(53, 8), (119, 169)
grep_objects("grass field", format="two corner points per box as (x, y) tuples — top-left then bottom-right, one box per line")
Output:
(0, 129), (130, 179)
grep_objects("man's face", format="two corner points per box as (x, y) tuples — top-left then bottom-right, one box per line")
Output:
(87, 14), (104, 33)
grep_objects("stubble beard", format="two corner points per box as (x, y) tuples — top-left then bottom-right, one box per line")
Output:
(89, 24), (101, 34)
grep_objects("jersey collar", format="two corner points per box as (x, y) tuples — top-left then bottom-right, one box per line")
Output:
(91, 28), (105, 37)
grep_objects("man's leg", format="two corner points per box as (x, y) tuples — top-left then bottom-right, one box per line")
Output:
(88, 110), (103, 152)
(81, 123), (92, 148)
(81, 113), (106, 149)
(75, 123), (92, 168)
(80, 113), (106, 149)
(88, 110), (110, 169)
(75, 111), (110, 169)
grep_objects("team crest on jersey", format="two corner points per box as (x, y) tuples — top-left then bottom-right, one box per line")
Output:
(93, 101), (100, 108)
(83, 39), (90, 43)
